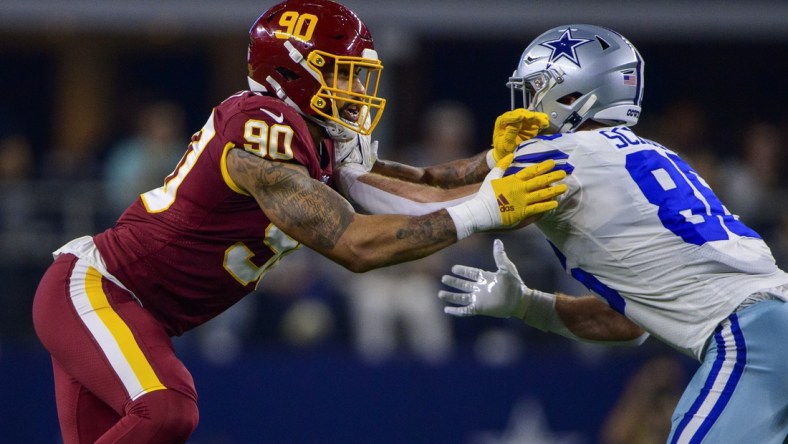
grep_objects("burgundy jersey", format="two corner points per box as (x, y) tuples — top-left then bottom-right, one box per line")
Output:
(94, 91), (336, 336)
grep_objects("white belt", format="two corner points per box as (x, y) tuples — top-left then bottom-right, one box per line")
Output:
(54, 236), (140, 305)
(734, 290), (784, 313)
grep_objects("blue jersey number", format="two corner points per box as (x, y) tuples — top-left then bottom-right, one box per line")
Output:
(624, 149), (758, 245)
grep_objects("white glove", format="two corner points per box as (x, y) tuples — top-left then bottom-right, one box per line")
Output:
(335, 133), (378, 173)
(440, 239), (650, 346)
(438, 239), (555, 320)
(335, 133), (380, 202)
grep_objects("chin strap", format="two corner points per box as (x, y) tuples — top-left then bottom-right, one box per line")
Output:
(247, 76), (268, 93)
(559, 93), (597, 133)
(285, 41), (322, 83)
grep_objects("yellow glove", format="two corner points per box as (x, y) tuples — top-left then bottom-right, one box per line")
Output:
(446, 154), (566, 239)
(491, 158), (566, 226)
(490, 109), (549, 166)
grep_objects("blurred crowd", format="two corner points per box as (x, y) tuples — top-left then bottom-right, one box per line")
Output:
(2, 96), (787, 372)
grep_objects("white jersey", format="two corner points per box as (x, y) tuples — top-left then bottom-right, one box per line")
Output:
(508, 126), (788, 360)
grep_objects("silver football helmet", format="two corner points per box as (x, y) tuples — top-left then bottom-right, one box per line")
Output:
(508, 24), (644, 133)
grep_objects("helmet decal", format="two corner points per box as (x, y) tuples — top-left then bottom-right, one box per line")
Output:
(540, 28), (593, 67)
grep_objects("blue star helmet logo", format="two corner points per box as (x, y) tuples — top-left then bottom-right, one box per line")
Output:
(540, 28), (592, 67)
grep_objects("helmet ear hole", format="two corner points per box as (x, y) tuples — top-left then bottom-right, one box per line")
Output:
(276, 67), (299, 81)
(557, 92), (582, 105)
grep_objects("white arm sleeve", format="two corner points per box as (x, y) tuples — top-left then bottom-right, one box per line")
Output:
(337, 164), (472, 216)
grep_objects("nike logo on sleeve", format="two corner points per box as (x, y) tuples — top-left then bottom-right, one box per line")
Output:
(260, 108), (284, 124)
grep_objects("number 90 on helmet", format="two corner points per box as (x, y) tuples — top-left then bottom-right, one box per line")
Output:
(247, 0), (386, 140)
(508, 24), (644, 134)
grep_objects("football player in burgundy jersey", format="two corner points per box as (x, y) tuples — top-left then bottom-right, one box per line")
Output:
(32, 1), (565, 442)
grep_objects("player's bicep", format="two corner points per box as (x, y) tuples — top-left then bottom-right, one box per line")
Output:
(226, 148), (355, 251)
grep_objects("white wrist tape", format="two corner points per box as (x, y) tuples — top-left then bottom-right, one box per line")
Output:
(521, 289), (557, 330)
(447, 162), (504, 240)
(446, 197), (497, 241)
(486, 149), (497, 170)
(521, 289), (580, 340)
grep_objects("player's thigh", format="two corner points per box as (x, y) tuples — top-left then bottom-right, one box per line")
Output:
(669, 300), (788, 443)
(712, 300), (788, 442)
(744, 299), (788, 387)
(33, 255), (197, 413)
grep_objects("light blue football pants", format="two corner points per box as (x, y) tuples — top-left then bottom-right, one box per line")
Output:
(668, 298), (788, 444)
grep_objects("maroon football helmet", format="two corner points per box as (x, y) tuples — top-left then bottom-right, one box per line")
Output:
(248, 0), (386, 139)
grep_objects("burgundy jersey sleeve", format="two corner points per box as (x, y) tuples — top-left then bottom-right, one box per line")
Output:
(93, 91), (336, 336)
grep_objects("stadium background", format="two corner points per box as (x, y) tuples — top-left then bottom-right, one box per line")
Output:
(1, 1), (787, 442)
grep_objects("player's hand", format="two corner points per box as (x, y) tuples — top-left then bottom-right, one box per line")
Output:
(335, 133), (379, 173)
(491, 157), (566, 226)
(439, 239), (535, 318)
(446, 155), (566, 239)
(334, 133), (379, 201)
(490, 109), (549, 164)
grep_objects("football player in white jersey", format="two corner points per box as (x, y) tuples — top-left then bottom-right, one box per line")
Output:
(436, 24), (788, 444)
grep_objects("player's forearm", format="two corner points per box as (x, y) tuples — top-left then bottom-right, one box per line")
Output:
(372, 151), (489, 188)
(339, 166), (477, 216)
(555, 294), (646, 342)
(255, 175), (458, 272)
(330, 210), (458, 272)
(228, 149), (461, 272)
